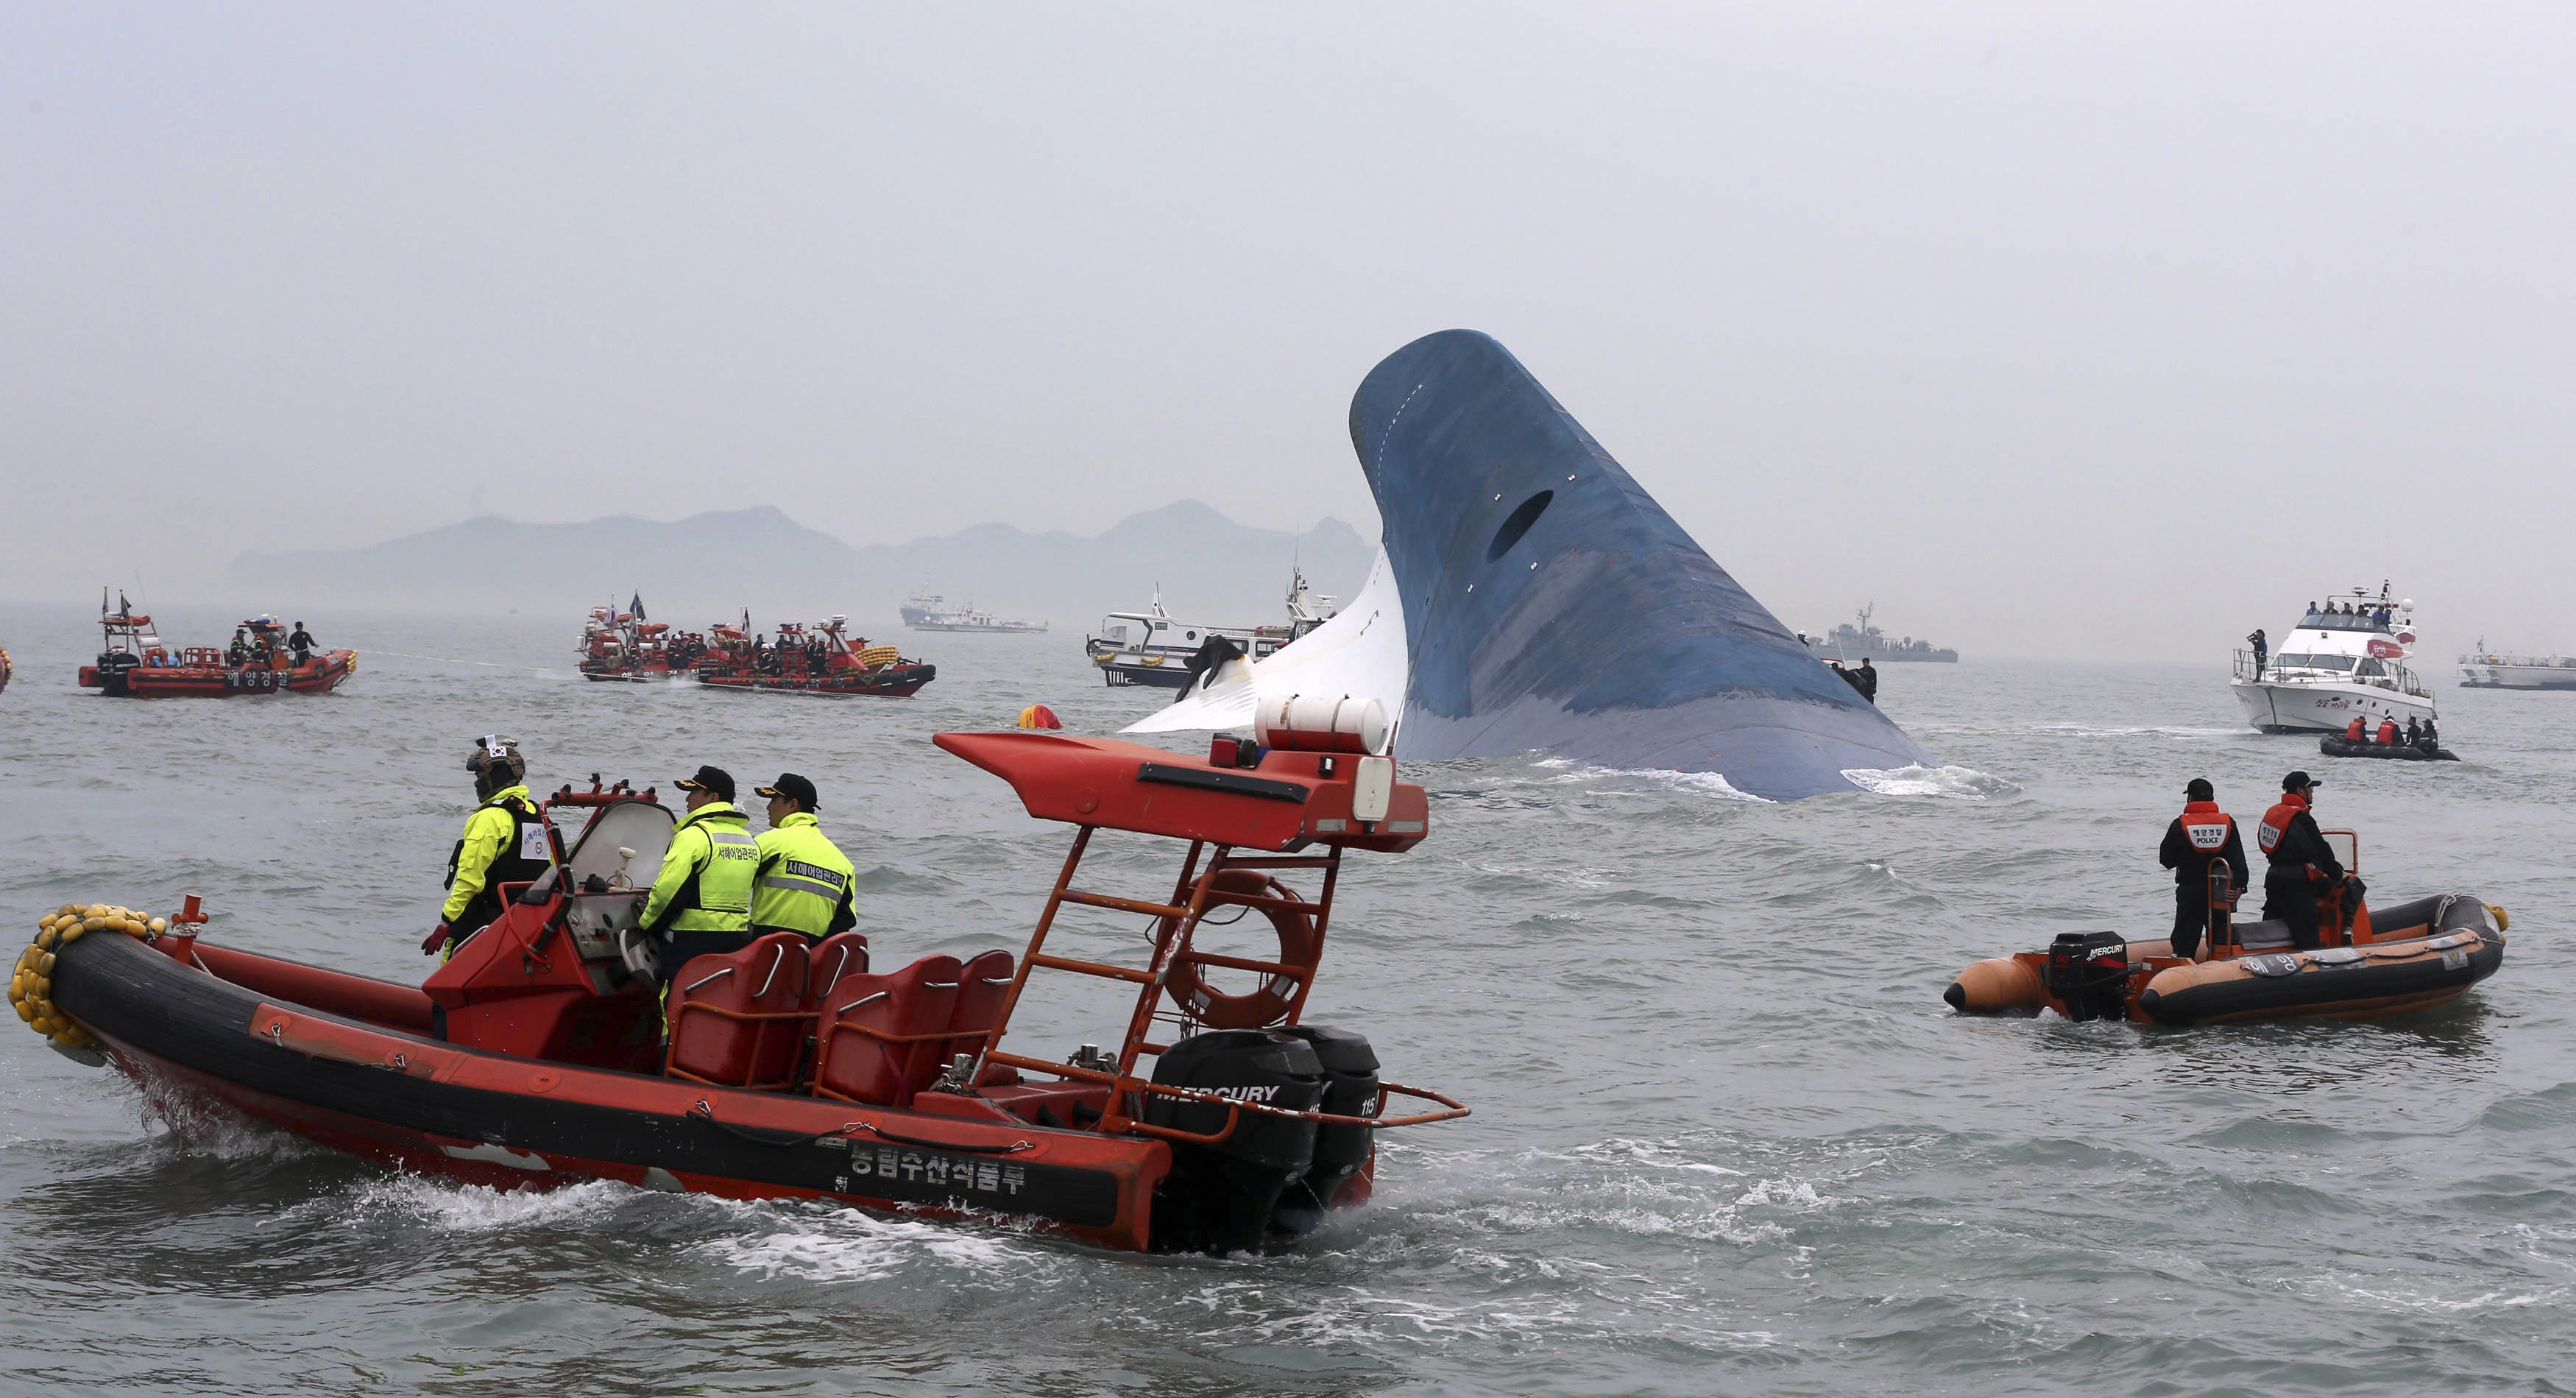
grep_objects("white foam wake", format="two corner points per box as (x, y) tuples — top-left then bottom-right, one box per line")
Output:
(1841, 764), (2019, 799)
(704, 1204), (1039, 1282)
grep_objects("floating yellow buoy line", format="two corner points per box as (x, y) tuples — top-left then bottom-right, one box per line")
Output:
(12, 902), (166, 1051)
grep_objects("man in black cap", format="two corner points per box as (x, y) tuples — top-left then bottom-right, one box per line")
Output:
(2158, 777), (2245, 959)
(2255, 771), (2350, 951)
(637, 764), (760, 981)
(750, 772), (857, 940)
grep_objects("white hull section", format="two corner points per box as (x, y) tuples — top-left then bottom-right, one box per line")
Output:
(1127, 547), (1409, 738)
(2232, 679), (2434, 733)
(2459, 663), (2576, 690)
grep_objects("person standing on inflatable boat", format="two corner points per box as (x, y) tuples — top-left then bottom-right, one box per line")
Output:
(2257, 771), (2354, 951)
(425, 737), (558, 959)
(2159, 777), (2245, 959)
(638, 765), (760, 985)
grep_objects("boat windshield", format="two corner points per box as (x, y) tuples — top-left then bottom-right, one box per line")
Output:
(2300, 610), (2394, 633)
(2275, 653), (2357, 672)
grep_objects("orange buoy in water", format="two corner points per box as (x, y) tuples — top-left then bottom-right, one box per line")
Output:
(1017, 704), (1062, 730)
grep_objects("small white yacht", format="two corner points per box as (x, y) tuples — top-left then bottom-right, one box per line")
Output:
(2232, 583), (2435, 733)
(1086, 571), (1337, 689)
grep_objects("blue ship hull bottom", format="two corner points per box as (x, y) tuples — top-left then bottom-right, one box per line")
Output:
(1348, 331), (1934, 801)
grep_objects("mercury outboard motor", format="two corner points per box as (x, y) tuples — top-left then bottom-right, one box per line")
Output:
(1268, 1024), (1379, 1237)
(1144, 1029), (1323, 1253)
(93, 649), (141, 696)
(2044, 931), (2132, 1022)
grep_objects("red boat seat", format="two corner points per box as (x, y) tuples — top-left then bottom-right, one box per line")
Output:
(807, 932), (871, 1000)
(946, 949), (1017, 1060)
(811, 954), (961, 1106)
(664, 933), (810, 1090)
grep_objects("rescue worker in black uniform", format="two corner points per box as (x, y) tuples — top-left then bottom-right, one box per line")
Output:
(2246, 627), (2268, 678)
(287, 622), (316, 668)
(1854, 657), (1878, 702)
(2157, 777), (2245, 959)
(2256, 770), (2357, 951)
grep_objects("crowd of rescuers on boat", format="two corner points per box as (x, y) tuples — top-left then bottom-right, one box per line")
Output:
(748, 630), (837, 677)
(631, 632), (834, 674)
(425, 740), (857, 992)
(194, 621), (322, 669)
(2159, 769), (2360, 956)
(2341, 712), (2442, 752)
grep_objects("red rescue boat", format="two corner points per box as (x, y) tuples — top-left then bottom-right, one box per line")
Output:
(76, 594), (355, 698)
(576, 595), (679, 682)
(29, 709), (1465, 1252)
(695, 614), (935, 697)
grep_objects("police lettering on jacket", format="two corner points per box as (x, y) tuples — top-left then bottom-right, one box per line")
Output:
(2181, 806), (2234, 851)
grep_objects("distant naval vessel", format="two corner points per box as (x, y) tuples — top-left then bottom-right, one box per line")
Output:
(899, 588), (1047, 634)
(1802, 606), (1957, 663)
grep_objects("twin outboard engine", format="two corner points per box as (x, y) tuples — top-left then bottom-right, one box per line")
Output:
(2044, 931), (2133, 1022)
(1270, 1024), (1380, 1236)
(1144, 1028), (1326, 1253)
(93, 650), (141, 696)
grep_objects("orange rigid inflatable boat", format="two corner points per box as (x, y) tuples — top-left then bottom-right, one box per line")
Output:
(20, 710), (1467, 1253)
(1947, 833), (2507, 1027)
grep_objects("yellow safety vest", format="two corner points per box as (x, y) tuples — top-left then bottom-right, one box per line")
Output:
(751, 812), (856, 937)
(640, 803), (758, 934)
(441, 786), (551, 927)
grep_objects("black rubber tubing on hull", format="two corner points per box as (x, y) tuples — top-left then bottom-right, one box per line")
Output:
(2318, 738), (2458, 761)
(46, 930), (1125, 1225)
(2137, 895), (2502, 1028)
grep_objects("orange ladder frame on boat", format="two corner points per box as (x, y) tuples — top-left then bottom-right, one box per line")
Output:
(963, 825), (1465, 1145)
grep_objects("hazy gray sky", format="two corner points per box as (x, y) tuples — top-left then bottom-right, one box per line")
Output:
(5, 3), (2570, 659)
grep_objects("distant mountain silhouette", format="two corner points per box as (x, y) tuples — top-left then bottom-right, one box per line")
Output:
(230, 502), (1373, 631)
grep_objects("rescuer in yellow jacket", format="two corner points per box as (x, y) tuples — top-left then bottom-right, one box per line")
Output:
(425, 737), (557, 958)
(750, 773), (857, 939)
(638, 764), (760, 984)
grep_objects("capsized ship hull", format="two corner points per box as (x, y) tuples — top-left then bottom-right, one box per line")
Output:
(1348, 331), (1934, 799)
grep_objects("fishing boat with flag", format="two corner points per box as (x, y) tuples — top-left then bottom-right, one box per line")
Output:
(577, 593), (678, 681)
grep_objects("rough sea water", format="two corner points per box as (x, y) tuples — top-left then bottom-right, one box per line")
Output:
(3, 604), (2572, 1397)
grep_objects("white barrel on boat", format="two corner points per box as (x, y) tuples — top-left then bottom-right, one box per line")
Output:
(1256, 693), (1390, 755)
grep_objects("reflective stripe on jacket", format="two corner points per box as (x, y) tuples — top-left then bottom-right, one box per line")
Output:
(442, 786), (551, 925)
(751, 812), (857, 938)
(640, 802), (758, 934)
